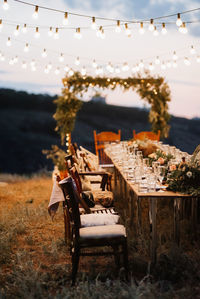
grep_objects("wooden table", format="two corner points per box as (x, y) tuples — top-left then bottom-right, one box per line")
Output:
(105, 149), (197, 266)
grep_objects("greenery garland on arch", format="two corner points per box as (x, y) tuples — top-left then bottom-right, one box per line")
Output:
(54, 71), (171, 144)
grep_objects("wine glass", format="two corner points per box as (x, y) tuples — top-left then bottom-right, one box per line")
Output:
(157, 165), (166, 184)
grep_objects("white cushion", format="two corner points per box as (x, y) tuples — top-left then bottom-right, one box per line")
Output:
(79, 224), (126, 239)
(81, 213), (119, 227)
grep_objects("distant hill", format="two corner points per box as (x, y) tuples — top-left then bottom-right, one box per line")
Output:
(0, 88), (200, 174)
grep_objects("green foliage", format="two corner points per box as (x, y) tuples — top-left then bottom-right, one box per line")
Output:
(148, 150), (174, 166)
(61, 71), (171, 139)
(167, 162), (200, 196)
(42, 145), (67, 171)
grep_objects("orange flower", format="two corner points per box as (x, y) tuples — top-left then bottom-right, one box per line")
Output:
(169, 164), (176, 171)
(157, 157), (165, 165)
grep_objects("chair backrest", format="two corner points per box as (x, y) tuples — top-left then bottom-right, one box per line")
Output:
(59, 177), (81, 239)
(93, 130), (121, 164)
(133, 130), (160, 141)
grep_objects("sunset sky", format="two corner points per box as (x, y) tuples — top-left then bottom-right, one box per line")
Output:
(0, 0), (200, 118)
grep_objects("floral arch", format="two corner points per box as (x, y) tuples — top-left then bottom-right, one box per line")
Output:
(54, 71), (171, 144)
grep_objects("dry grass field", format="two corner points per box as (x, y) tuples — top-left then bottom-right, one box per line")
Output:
(0, 174), (200, 298)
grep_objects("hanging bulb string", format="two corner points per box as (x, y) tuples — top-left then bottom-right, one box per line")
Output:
(10, 0), (200, 25)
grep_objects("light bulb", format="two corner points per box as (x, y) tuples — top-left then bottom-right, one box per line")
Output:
(184, 57), (190, 66)
(30, 59), (36, 67)
(59, 53), (64, 62)
(24, 43), (29, 52)
(32, 5), (39, 19)
(122, 62), (129, 72)
(161, 23), (167, 35)
(3, 0), (9, 10)
(64, 65), (69, 72)
(173, 61), (177, 68)
(13, 56), (18, 63)
(148, 63), (154, 71)
(153, 26), (159, 36)
(190, 45), (196, 55)
(173, 51), (178, 60)
(135, 65), (140, 72)
(139, 60), (144, 69)
(196, 56), (200, 63)
(176, 13), (182, 27)
(75, 57), (80, 65)
(54, 28), (59, 39)
(92, 59), (97, 68)
(48, 27), (53, 37)
(47, 62), (52, 69)
(34, 27), (40, 38)
(155, 56), (160, 65)
(0, 55), (5, 61)
(31, 66), (36, 72)
(96, 26), (102, 38)
(42, 48), (47, 58)
(115, 66), (120, 74)
(0, 20), (3, 31)
(22, 24), (27, 33)
(9, 58), (14, 65)
(139, 22), (145, 34)
(55, 67), (60, 75)
(22, 61), (27, 69)
(148, 19), (154, 31)
(74, 27), (82, 39)
(6, 37), (11, 46)
(166, 61), (171, 68)
(91, 17), (96, 30)
(115, 20), (121, 33)
(161, 62), (166, 70)
(182, 22), (188, 34)
(14, 25), (20, 36)
(63, 12), (68, 25)
(44, 66), (49, 74)
(131, 66), (137, 74)
(81, 66), (86, 76)
(124, 23), (131, 36)
(69, 69), (74, 76)
(101, 29), (105, 39)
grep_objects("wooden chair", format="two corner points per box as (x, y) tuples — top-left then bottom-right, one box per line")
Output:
(59, 176), (129, 285)
(133, 130), (160, 141)
(93, 130), (121, 165)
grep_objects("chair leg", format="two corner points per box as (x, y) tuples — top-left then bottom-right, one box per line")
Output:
(71, 245), (80, 286)
(112, 245), (120, 270)
(122, 240), (129, 281)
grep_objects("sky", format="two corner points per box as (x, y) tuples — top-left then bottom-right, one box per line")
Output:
(0, 0), (200, 118)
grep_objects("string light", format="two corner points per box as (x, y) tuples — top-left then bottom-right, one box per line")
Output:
(139, 60), (144, 69)
(75, 57), (80, 65)
(115, 66), (120, 74)
(91, 17), (96, 30)
(24, 43), (29, 52)
(115, 20), (121, 33)
(161, 61), (166, 70)
(155, 56), (160, 65)
(14, 25), (20, 36)
(153, 26), (159, 36)
(101, 29), (105, 39)
(59, 53), (64, 62)
(47, 62), (52, 69)
(122, 62), (129, 71)
(48, 27), (53, 37)
(173, 61), (177, 68)
(13, 56), (18, 63)
(190, 45), (196, 55)
(44, 66), (49, 73)
(149, 19), (154, 31)
(148, 63), (154, 71)
(182, 22), (188, 34)
(68, 69), (74, 76)
(176, 13), (182, 27)
(34, 27), (40, 38)
(22, 61), (27, 69)
(161, 23), (167, 35)
(6, 37), (11, 46)
(139, 22), (145, 34)
(166, 61), (171, 68)
(42, 48), (47, 58)
(173, 51), (178, 60)
(196, 56), (200, 63)
(63, 12), (68, 25)
(124, 23), (131, 36)
(74, 27), (82, 39)
(81, 66), (86, 75)
(184, 57), (190, 66)
(32, 6), (39, 19)
(131, 66), (137, 74)
(0, 20), (3, 31)
(64, 65), (69, 72)
(96, 26), (103, 38)
(54, 28), (59, 39)
(30, 59), (36, 67)
(22, 24), (27, 34)
(92, 59), (97, 68)
(55, 67), (60, 75)
(0, 54), (5, 61)
(3, 0), (9, 10)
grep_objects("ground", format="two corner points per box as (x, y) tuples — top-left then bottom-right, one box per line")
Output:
(0, 174), (200, 298)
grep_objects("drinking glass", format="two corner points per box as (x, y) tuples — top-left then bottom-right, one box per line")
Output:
(157, 165), (166, 184)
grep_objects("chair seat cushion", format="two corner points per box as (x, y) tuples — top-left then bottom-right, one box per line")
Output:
(92, 190), (113, 207)
(80, 213), (119, 227)
(79, 224), (126, 239)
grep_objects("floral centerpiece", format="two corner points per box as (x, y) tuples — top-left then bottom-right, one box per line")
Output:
(148, 149), (173, 166)
(167, 160), (200, 196)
